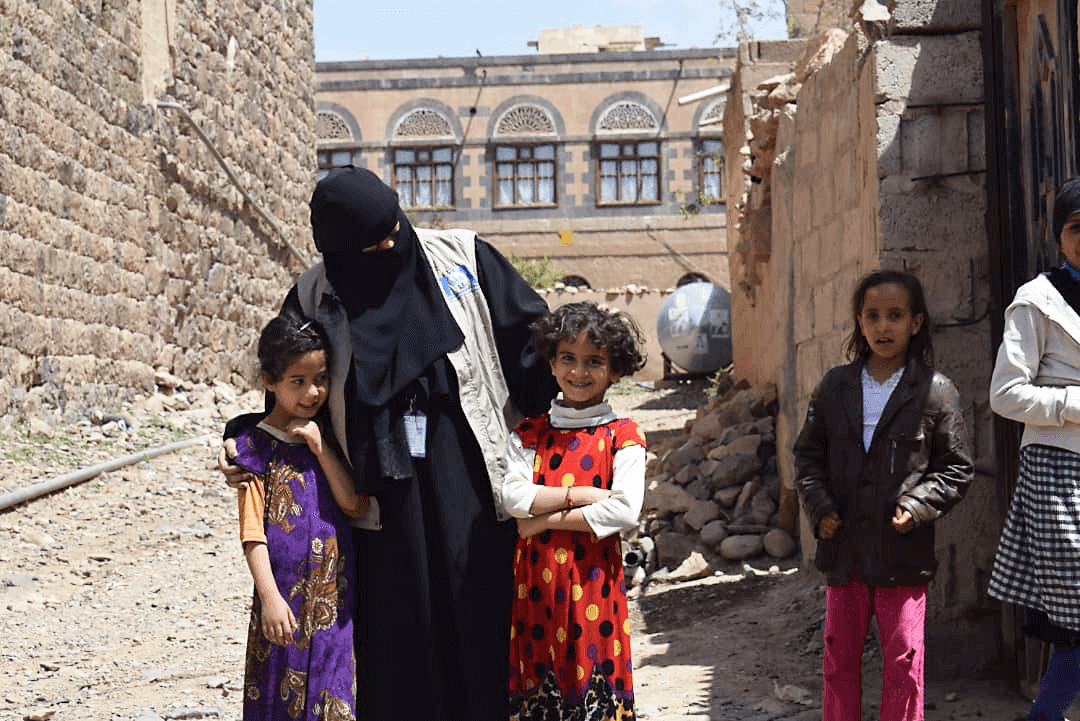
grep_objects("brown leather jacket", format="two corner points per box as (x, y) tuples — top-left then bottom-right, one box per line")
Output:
(793, 359), (973, 587)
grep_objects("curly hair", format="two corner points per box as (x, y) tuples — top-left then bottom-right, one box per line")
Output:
(530, 302), (646, 378)
(844, 269), (933, 368)
(256, 310), (331, 383)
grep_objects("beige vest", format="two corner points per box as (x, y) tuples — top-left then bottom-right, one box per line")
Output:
(295, 228), (518, 525)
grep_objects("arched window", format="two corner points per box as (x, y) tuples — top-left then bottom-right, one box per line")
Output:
(696, 98), (725, 204)
(315, 105), (362, 179)
(492, 104), (558, 208)
(594, 99), (662, 206)
(391, 107), (457, 209)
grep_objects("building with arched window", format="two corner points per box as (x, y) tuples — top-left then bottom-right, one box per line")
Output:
(315, 45), (733, 290)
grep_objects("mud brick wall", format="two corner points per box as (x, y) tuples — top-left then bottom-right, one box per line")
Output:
(0, 0), (317, 422)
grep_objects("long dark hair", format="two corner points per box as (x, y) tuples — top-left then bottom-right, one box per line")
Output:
(256, 311), (330, 383)
(844, 270), (933, 367)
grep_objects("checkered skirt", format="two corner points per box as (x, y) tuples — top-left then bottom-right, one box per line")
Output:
(989, 444), (1080, 631)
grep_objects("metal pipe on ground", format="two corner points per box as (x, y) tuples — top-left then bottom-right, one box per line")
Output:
(0, 434), (216, 512)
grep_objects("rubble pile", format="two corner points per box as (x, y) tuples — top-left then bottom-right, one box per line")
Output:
(626, 372), (797, 585)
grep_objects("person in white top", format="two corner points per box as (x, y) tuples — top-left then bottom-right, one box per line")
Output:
(989, 177), (1080, 721)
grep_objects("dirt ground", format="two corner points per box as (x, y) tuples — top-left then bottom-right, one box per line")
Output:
(0, 380), (1036, 720)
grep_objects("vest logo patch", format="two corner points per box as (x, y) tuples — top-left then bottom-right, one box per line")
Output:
(439, 264), (480, 301)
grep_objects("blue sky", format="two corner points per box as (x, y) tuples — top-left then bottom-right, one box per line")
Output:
(313, 0), (788, 62)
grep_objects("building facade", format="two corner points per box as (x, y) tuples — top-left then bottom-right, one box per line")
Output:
(314, 47), (735, 290)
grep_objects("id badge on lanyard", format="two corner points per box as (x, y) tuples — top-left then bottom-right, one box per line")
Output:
(404, 395), (427, 458)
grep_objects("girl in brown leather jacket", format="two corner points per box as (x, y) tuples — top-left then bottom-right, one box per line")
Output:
(794, 270), (973, 721)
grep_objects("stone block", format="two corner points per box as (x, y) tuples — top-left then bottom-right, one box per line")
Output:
(684, 500), (722, 531)
(880, 176), (986, 255)
(720, 534), (764, 561)
(728, 433), (763, 457)
(700, 519), (728, 548)
(895, 106), (973, 178)
(655, 530), (700, 570)
(644, 480), (695, 516)
(749, 490), (778, 525)
(708, 452), (761, 489)
(877, 110), (901, 178)
(713, 485), (742, 508)
(891, 0), (981, 32)
(874, 34), (983, 106)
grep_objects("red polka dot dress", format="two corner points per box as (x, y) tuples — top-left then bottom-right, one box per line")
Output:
(508, 413), (645, 721)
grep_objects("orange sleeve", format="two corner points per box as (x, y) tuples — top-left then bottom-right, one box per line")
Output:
(237, 476), (267, 545)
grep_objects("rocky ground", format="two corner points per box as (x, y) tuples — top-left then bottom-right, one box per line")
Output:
(0, 379), (1035, 721)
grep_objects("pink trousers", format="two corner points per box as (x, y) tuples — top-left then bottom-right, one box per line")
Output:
(823, 575), (927, 721)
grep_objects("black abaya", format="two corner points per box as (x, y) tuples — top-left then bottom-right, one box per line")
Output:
(351, 239), (554, 721)
(227, 237), (556, 721)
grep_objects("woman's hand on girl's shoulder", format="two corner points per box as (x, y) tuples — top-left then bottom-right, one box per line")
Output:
(219, 438), (253, 488)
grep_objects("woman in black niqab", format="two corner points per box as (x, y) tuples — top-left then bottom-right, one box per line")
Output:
(310, 165), (463, 406)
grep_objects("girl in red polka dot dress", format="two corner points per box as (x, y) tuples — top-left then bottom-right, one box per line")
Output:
(503, 301), (648, 721)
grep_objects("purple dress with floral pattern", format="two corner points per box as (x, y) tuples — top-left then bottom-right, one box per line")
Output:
(235, 423), (357, 721)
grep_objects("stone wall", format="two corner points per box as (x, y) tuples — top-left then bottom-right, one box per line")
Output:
(725, 8), (1002, 673)
(0, 0), (316, 424)
(870, 5), (999, 660)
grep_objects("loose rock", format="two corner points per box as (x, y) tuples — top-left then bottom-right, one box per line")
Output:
(764, 528), (797, 559)
(721, 534), (765, 561)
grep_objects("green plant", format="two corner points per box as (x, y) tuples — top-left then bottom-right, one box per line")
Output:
(605, 377), (646, 397)
(507, 254), (565, 289)
(676, 189), (722, 220)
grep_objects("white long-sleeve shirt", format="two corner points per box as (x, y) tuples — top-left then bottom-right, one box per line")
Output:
(990, 272), (1080, 454)
(502, 399), (646, 539)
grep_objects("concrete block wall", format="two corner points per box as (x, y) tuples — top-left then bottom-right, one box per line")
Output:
(0, 0), (316, 423)
(872, 25), (999, 653)
(890, 0), (982, 32)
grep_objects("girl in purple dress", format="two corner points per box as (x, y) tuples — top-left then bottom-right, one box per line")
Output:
(233, 312), (368, 720)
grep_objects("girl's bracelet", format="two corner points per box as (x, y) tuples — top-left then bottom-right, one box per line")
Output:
(565, 486), (573, 510)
